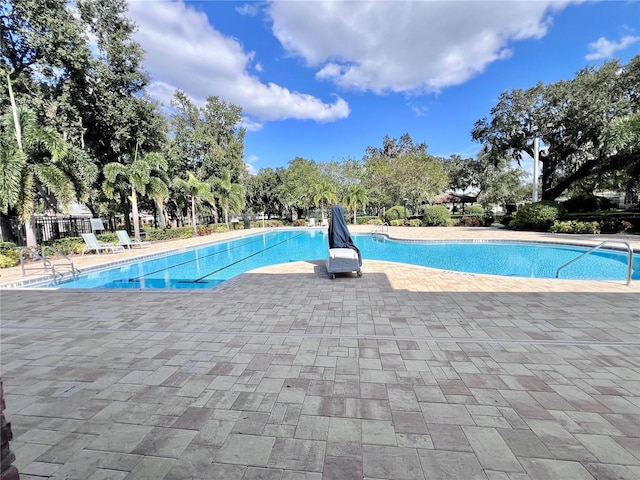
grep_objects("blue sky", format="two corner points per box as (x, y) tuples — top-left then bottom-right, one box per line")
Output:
(126, 1), (640, 175)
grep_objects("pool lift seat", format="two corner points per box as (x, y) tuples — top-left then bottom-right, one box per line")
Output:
(326, 248), (362, 279)
(326, 205), (362, 279)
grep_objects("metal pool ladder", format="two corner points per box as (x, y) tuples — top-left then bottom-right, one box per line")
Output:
(371, 223), (389, 237)
(19, 246), (78, 284)
(555, 240), (634, 285)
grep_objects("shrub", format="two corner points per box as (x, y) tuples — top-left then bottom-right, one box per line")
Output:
(550, 220), (600, 234)
(292, 219), (307, 227)
(599, 218), (635, 233)
(0, 242), (19, 268)
(457, 215), (482, 227)
(562, 194), (617, 213)
(385, 206), (408, 223)
(423, 205), (451, 226)
(355, 216), (380, 225)
(389, 219), (404, 226)
(463, 205), (484, 216)
(0, 242), (17, 255)
(146, 226), (194, 241)
(508, 201), (566, 231)
(48, 237), (85, 255)
(408, 219), (422, 227)
(260, 219), (284, 227)
(197, 225), (213, 235)
(0, 253), (18, 268)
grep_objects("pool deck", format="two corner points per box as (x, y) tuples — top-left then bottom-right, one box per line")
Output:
(1, 227), (639, 479)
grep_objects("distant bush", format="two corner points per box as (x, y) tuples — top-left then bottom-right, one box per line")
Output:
(259, 219), (285, 227)
(423, 205), (451, 226)
(292, 219), (307, 227)
(0, 242), (19, 268)
(0, 254), (18, 268)
(508, 201), (566, 231)
(562, 194), (617, 213)
(0, 242), (17, 255)
(385, 206), (408, 223)
(462, 205), (484, 216)
(599, 219), (634, 233)
(48, 237), (84, 255)
(356, 216), (381, 225)
(146, 226), (195, 241)
(456, 215), (482, 227)
(408, 219), (422, 227)
(389, 219), (404, 226)
(550, 220), (601, 234)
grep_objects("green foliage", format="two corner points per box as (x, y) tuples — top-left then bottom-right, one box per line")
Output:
(408, 219), (422, 227)
(48, 237), (84, 255)
(549, 221), (601, 234)
(423, 205), (451, 226)
(260, 219), (285, 227)
(145, 226), (194, 241)
(0, 242), (17, 255)
(456, 216), (482, 227)
(385, 206), (408, 222)
(389, 219), (404, 226)
(354, 216), (381, 225)
(463, 205), (485, 216)
(0, 253), (19, 268)
(509, 201), (566, 231)
(472, 56), (640, 201)
(562, 194), (617, 213)
(0, 242), (19, 268)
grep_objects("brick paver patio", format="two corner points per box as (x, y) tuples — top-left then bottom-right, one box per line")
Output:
(1, 227), (639, 479)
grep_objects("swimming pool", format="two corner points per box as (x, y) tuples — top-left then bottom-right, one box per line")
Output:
(36, 229), (639, 289)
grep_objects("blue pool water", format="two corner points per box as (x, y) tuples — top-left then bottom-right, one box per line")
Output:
(43, 230), (638, 289)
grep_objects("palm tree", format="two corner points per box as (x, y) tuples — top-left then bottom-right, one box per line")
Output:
(343, 184), (369, 225)
(209, 168), (245, 230)
(312, 180), (338, 223)
(173, 171), (215, 235)
(103, 145), (169, 242)
(1, 74), (97, 245)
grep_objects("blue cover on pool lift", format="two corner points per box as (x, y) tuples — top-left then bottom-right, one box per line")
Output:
(327, 205), (362, 277)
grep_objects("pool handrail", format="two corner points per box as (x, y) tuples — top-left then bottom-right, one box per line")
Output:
(371, 223), (389, 236)
(555, 240), (633, 285)
(19, 246), (78, 284)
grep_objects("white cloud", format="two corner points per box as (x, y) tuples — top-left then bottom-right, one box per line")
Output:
(585, 35), (640, 60)
(245, 154), (259, 175)
(127, 0), (349, 123)
(236, 4), (259, 17)
(267, 0), (579, 94)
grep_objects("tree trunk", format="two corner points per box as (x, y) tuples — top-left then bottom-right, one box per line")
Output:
(131, 188), (141, 242)
(24, 217), (37, 247)
(155, 200), (166, 229)
(191, 196), (198, 235)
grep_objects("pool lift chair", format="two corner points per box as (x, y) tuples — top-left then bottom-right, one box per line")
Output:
(326, 205), (362, 279)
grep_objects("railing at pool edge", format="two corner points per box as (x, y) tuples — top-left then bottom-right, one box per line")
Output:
(370, 223), (389, 238)
(19, 246), (77, 284)
(555, 240), (634, 286)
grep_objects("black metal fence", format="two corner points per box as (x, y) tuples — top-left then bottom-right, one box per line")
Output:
(0, 215), (112, 246)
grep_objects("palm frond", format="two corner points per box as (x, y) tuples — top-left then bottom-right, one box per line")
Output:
(0, 144), (26, 213)
(33, 163), (75, 209)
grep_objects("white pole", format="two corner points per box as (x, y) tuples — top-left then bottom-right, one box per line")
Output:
(533, 136), (539, 202)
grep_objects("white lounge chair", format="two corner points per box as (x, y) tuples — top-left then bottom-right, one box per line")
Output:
(81, 233), (125, 256)
(116, 230), (151, 249)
